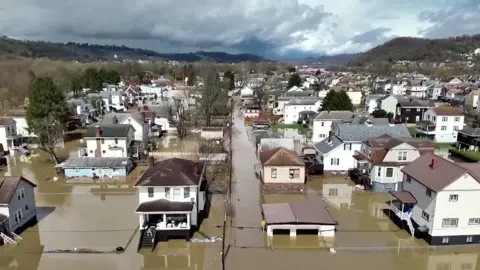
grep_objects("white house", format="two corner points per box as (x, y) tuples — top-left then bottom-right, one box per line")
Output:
(314, 123), (411, 174)
(83, 124), (135, 158)
(312, 111), (354, 143)
(354, 135), (434, 192)
(100, 91), (124, 112)
(0, 176), (37, 245)
(135, 157), (206, 247)
(102, 113), (149, 143)
(346, 91), (362, 105)
(378, 95), (399, 116)
(5, 111), (35, 138)
(283, 98), (321, 124)
(390, 153), (480, 245)
(240, 86), (254, 99)
(416, 107), (464, 143)
(0, 117), (22, 154)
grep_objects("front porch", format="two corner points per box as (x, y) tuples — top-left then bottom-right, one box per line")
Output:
(351, 152), (372, 189)
(7, 135), (27, 155)
(388, 191), (416, 236)
(415, 120), (436, 135)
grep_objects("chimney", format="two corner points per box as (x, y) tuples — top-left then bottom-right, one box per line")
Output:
(149, 156), (155, 167)
(429, 158), (435, 168)
(95, 125), (101, 137)
(143, 104), (149, 111)
(142, 111), (146, 122)
(328, 131), (332, 142)
(193, 160), (199, 175)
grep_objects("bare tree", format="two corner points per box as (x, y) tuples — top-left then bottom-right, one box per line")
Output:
(196, 138), (229, 194)
(167, 97), (190, 139)
(30, 115), (65, 164)
(197, 66), (229, 126)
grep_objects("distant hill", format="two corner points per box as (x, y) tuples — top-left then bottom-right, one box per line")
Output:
(304, 54), (356, 65)
(0, 36), (268, 63)
(350, 34), (480, 65)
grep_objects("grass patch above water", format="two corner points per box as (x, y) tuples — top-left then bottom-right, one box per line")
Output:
(449, 148), (480, 162)
(434, 143), (454, 150)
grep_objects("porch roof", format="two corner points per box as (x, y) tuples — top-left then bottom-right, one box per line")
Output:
(389, 191), (417, 204)
(136, 199), (193, 213)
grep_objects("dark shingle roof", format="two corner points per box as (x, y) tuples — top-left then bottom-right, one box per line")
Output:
(136, 199), (193, 212)
(85, 124), (132, 138)
(0, 176), (36, 204)
(260, 147), (304, 166)
(135, 158), (204, 187)
(262, 198), (337, 225)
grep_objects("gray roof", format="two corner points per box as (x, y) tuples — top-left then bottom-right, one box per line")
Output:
(315, 111), (354, 121)
(335, 123), (411, 142)
(67, 98), (86, 106)
(283, 91), (314, 97)
(262, 198), (337, 225)
(350, 116), (389, 125)
(0, 177), (36, 204)
(287, 98), (320, 106)
(85, 124), (132, 138)
(102, 112), (145, 125)
(459, 127), (480, 137)
(397, 97), (435, 108)
(314, 136), (343, 154)
(99, 91), (122, 98)
(62, 157), (131, 168)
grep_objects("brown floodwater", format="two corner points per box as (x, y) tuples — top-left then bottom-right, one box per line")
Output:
(1, 103), (480, 270)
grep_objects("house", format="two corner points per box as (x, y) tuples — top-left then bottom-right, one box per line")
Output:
(322, 178), (355, 210)
(240, 86), (254, 100)
(0, 117), (24, 154)
(365, 94), (384, 114)
(0, 176), (37, 245)
(312, 111), (354, 143)
(353, 135), (434, 192)
(395, 98), (435, 124)
(314, 122), (411, 174)
(135, 158), (207, 248)
(283, 98), (321, 124)
(243, 105), (261, 120)
(259, 147), (305, 191)
(465, 89), (480, 109)
(456, 126), (480, 151)
(427, 84), (445, 100)
(346, 91), (362, 105)
(416, 107), (464, 143)
(100, 91), (124, 112)
(102, 112), (149, 151)
(61, 157), (133, 178)
(83, 125), (135, 158)
(390, 153), (480, 245)
(5, 110), (35, 138)
(378, 95), (399, 116)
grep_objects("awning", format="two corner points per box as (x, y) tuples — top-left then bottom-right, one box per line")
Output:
(389, 191), (417, 204)
(136, 199), (193, 213)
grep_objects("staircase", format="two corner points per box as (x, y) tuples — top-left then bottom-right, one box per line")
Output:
(390, 204), (415, 236)
(138, 227), (157, 251)
(0, 232), (17, 245)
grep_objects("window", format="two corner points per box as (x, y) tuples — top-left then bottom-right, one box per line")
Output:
(173, 188), (181, 200)
(114, 138), (118, 144)
(441, 126), (447, 131)
(426, 188), (432, 197)
(89, 150), (93, 153)
(462, 263), (473, 270)
(17, 188), (24, 200)
(386, 168), (394, 177)
(468, 218), (480, 225)
(25, 205), (29, 211)
(442, 237), (449, 244)
(271, 168), (277, 178)
(147, 187), (154, 198)
(422, 211), (430, 221)
(449, 194), (458, 202)
(328, 188), (338, 196)
(184, 187), (190, 198)
(165, 188), (171, 199)
(397, 152), (407, 161)
(454, 117), (460, 122)
(466, 236), (473, 243)
(101, 138), (105, 144)
(433, 116), (436, 121)
(442, 218), (458, 227)
(454, 126), (459, 131)
(442, 117), (447, 122)
(436, 262), (451, 270)
(427, 115), (430, 120)
(377, 167), (381, 177)
(331, 158), (339, 166)
(289, 169), (300, 179)
(406, 175), (411, 183)
(406, 109), (410, 112)
(321, 122), (324, 127)
(417, 108), (420, 112)
(344, 143), (352, 150)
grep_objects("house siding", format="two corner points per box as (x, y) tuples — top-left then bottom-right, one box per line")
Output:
(402, 175), (436, 231)
(319, 142), (361, 172)
(64, 165), (131, 178)
(396, 107), (428, 124)
(263, 166), (305, 184)
(7, 180), (37, 232)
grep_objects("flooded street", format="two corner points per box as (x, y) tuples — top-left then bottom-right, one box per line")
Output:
(1, 107), (480, 269)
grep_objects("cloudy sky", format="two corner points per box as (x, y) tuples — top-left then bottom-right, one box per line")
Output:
(1, 0), (479, 58)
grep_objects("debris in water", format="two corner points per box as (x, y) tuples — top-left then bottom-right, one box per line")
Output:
(191, 236), (222, 243)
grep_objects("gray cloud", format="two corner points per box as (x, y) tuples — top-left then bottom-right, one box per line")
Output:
(351, 27), (391, 44)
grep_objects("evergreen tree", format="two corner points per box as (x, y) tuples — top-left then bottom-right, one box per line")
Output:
(288, 73), (302, 88)
(321, 90), (354, 111)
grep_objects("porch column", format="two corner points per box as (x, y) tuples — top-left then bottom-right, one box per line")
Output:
(186, 214), (190, 228)
(401, 203), (404, 212)
(163, 213), (166, 223)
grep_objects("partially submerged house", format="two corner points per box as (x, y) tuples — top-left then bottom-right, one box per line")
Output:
(0, 176), (37, 245)
(135, 158), (208, 250)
